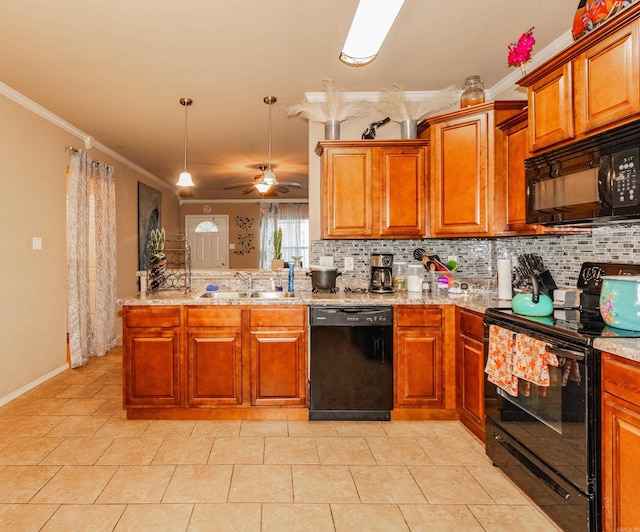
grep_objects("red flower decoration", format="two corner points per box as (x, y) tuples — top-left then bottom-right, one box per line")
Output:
(507, 28), (536, 68)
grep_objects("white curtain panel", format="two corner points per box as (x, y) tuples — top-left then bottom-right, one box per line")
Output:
(259, 203), (279, 268)
(92, 161), (116, 356)
(67, 150), (92, 368)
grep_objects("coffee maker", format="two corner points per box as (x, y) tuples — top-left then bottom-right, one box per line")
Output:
(369, 253), (394, 293)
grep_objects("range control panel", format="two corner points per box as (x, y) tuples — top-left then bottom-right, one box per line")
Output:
(612, 147), (639, 206)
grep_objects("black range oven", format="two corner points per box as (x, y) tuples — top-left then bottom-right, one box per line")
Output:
(484, 262), (640, 532)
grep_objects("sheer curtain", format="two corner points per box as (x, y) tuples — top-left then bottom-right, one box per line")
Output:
(259, 203), (309, 268)
(67, 149), (116, 368)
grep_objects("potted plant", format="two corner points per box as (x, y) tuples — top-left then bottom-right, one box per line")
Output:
(271, 226), (284, 270)
(287, 79), (366, 139)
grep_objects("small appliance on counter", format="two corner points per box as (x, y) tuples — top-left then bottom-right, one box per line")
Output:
(369, 253), (394, 293)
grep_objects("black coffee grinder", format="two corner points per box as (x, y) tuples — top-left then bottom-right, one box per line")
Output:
(369, 253), (394, 293)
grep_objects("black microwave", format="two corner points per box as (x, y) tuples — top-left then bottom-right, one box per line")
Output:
(526, 120), (640, 226)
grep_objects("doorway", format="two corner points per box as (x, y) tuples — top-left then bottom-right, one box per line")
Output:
(186, 215), (229, 269)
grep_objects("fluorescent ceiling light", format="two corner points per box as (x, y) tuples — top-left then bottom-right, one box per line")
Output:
(340, 0), (405, 66)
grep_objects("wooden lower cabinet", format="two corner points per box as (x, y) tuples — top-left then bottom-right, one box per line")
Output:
(123, 306), (181, 406)
(250, 307), (307, 406)
(456, 308), (486, 441)
(394, 305), (457, 417)
(602, 352), (640, 531)
(186, 307), (242, 405)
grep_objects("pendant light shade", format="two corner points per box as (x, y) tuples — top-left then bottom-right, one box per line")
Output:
(177, 97), (195, 187)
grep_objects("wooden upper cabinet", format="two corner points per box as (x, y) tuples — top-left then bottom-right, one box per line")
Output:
(574, 19), (640, 134)
(316, 140), (428, 239)
(528, 63), (574, 152)
(521, 4), (640, 153)
(426, 101), (525, 237)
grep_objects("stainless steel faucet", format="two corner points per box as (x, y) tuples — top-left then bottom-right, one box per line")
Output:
(234, 271), (253, 290)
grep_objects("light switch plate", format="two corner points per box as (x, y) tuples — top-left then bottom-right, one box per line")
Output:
(344, 256), (354, 271)
(32, 236), (42, 250)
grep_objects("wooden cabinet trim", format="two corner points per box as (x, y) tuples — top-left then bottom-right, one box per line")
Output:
(124, 306), (181, 328)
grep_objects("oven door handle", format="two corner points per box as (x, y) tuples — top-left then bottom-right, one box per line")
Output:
(545, 345), (585, 361)
(493, 433), (571, 501)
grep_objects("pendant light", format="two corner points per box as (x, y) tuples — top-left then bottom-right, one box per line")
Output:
(257, 96), (278, 194)
(176, 97), (195, 187)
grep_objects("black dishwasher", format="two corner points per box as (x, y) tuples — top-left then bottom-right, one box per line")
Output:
(309, 306), (393, 421)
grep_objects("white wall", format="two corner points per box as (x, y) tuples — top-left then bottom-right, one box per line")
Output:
(0, 91), (180, 403)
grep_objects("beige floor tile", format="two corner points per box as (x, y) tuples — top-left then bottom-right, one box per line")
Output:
(114, 503), (193, 532)
(96, 465), (175, 504)
(96, 436), (164, 465)
(41, 504), (126, 531)
(287, 420), (337, 437)
(399, 504), (485, 531)
(0, 398), (70, 416)
(92, 383), (124, 398)
(143, 419), (196, 437)
(40, 437), (114, 466)
(366, 436), (433, 465)
(427, 420), (479, 440)
(31, 465), (118, 504)
(20, 383), (70, 399)
(92, 398), (125, 416)
(0, 437), (64, 465)
(409, 465), (495, 504)
(55, 383), (107, 399)
(0, 503), (59, 530)
(208, 436), (264, 464)
(264, 436), (319, 464)
(417, 435), (489, 465)
(0, 465), (61, 503)
(228, 464), (293, 503)
(55, 398), (110, 416)
(188, 503), (262, 531)
(334, 421), (388, 437)
(262, 503), (334, 532)
(331, 503), (410, 531)
(93, 418), (150, 438)
(191, 420), (241, 437)
(466, 464), (533, 505)
(45, 415), (110, 437)
(163, 464), (233, 503)
(152, 436), (214, 465)
(315, 436), (376, 465)
(351, 465), (426, 503)
(382, 420), (439, 438)
(239, 420), (289, 436)
(468, 503), (563, 531)
(292, 464), (359, 503)
(0, 415), (65, 437)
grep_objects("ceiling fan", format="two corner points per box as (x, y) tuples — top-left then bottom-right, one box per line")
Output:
(224, 96), (301, 195)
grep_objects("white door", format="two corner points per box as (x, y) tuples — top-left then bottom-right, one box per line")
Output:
(186, 215), (229, 269)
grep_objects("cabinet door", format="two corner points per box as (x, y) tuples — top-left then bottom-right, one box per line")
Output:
(125, 331), (181, 406)
(395, 328), (443, 407)
(322, 147), (375, 238)
(574, 20), (640, 134)
(250, 330), (306, 406)
(528, 63), (574, 152)
(430, 113), (489, 236)
(187, 331), (242, 405)
(379, 146), (426, 237)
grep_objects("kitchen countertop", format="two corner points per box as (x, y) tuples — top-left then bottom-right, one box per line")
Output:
(118, 289), (640, 364)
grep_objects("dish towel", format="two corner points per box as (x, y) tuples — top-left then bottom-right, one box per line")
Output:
(485, 325), (518, 396)
(512, 334), (559, 386)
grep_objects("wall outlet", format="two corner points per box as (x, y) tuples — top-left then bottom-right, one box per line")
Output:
(319, 256), (334, 267)
(344, 256), (354, 271)
(447, 255), (457, 263)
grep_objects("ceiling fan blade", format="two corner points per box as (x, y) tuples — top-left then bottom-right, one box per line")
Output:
(224, 182), (259, 189)
(279, 181), (302, 187)
(276, 185), (290, 193)
(242, 186), (256, 195)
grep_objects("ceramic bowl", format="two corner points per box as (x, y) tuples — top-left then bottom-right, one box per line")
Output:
(599, 276), (640, 332)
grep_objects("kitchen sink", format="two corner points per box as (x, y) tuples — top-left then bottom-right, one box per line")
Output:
(198, 291), (250, 299)
(249, 291), (296, 299)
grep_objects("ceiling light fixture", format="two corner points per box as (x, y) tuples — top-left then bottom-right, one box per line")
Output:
(259, 95), (278, 194)
(176, 97), (195, 187)
(339, 0), (405, 66)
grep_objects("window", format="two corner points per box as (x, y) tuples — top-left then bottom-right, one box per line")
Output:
(259, 203), (309, 268)
(195, 220), (219, 233)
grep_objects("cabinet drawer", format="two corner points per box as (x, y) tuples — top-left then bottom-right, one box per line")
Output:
(125, 306), (180, 328)
(186, 306), (242, 328)
(603, 353), (640, 405)
(250, 306), (306, 328)
(396, 306), (442, 328)
(459, 309), (484, 340)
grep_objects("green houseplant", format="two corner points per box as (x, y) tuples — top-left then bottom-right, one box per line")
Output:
(271, 226), (284, 270)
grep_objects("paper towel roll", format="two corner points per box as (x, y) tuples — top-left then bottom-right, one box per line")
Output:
(497, 259), (513, 300)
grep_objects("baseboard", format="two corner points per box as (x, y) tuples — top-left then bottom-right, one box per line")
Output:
(0, 363), (69, 407)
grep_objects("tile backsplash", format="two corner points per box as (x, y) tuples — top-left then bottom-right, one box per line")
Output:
(310, 223), (640, 288)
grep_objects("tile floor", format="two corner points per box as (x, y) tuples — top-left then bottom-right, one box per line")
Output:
(0, 347), (561, 531)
